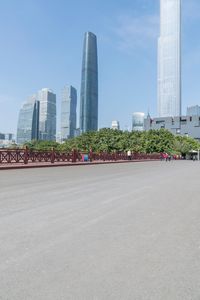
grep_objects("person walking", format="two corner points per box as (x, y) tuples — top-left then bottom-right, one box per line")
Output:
(127, 150), (132, 160)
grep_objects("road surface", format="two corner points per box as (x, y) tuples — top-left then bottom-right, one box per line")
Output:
(0, 161), (200, 299)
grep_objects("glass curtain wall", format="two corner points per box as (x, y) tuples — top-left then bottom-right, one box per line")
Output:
(38, 88), (56, 141)
(80, 32), (98, 133)
(61, 85), (77, 141)
(17, 96), (39, 144)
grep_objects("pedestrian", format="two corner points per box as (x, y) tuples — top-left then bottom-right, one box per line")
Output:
(127, 150), (131, 160)
(165, 153), (168, 162)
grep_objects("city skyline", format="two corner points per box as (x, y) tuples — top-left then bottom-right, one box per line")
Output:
(1, 0), (200, 134)
(158, 0), (181, 117)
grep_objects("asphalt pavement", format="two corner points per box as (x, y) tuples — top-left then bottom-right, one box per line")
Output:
(0, 161), (200, 300)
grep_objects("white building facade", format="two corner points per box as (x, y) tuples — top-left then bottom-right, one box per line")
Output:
(158, 0), (181, 117)
(111, 120), (120, 130)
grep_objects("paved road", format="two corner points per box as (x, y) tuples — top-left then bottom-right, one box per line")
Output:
(0, 161), (200, 300)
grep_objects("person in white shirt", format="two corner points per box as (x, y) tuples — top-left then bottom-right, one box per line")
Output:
(127, 150), (131, 160)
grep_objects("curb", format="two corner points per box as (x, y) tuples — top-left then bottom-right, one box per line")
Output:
(0, 159), (159, 171)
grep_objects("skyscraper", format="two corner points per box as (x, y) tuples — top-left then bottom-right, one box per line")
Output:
(61, 85), (77, 141)
(80, 32), (98, 133)
(38, 88), (56, 141)
(132, 112), (145, 131)
(17, 95), (40, 144)
(158, 0), (181, 117)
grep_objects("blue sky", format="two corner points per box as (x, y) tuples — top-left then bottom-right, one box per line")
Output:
(0, 0), (200, 134)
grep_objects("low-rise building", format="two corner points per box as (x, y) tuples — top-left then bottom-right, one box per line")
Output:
(111, 120), (120, 130)
(144, 114), (200, 140)
(187, 105), (200, 116)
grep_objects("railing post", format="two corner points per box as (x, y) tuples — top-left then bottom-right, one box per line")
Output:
(7, 150), (11, 163)
(24, 146), (29, 164)
(72, 149), (77, 163)
(89, 148), (93, 162)
(51, 147), (55, 163)
(103, 151), (106, 161)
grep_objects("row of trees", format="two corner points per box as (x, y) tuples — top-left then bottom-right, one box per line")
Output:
(24, 128), (200, 155)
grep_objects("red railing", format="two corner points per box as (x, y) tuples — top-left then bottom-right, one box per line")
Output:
(0, 148), (160, 165)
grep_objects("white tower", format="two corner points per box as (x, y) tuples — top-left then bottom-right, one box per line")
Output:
(158, 0), (181, 117)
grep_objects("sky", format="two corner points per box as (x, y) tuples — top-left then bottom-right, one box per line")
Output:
(1, 0), (200, 134)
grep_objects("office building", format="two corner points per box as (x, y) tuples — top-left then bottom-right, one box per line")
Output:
(5, 133), (14, 141)
(132, 112), (145, 131)
(17, 95), (39, 144)
(158, 0), (181, 117)
(187, 105), (200, 116)
(80, 32), (98, 133)
(61, 85), (77, 141)
(0, 133), (5, 140)
(38, 88), (56, 141)
(144, 114), (200, 140)
(111, 120), (120, 130)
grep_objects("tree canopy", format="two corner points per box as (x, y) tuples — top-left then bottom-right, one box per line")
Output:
(23, 128), (200, 155)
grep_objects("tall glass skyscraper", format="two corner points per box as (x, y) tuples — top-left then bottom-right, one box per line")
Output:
(17, 95), (40, 144)
(38, 88), (56, 141)
(80, 32), (98, 133)
(158, 0), (181, 117)
(61, 85), (77, 141)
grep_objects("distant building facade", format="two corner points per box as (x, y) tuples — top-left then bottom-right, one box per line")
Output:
(61, 85), (77, 141)
(144, 115), (200, 140)
(132, 112), (145, 131)
(187, 105), (200, 116)
(158, 0), (181, 117)
(17, 95), (40, 144)
(5, 133), (14, 141)
(111, 120), (120, 130)
(0, 133), (15, 148)
(80, 32), (98, 133)
(0, 133), (5, 140)
(38, 88), (56, 141)
(74, 128), (81, 137)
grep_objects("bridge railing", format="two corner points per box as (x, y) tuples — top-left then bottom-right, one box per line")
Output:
(0, 148), (160, 165)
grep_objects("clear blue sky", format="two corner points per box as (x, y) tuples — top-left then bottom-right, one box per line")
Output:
(1, 0), (200, 134)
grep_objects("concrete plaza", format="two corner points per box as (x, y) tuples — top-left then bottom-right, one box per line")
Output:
(0, 161), (200, 300)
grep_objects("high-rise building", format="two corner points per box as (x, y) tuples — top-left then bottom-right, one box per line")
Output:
(187, 105), (200, 116)
(158, 0), (181, 117)
(0, 133), (5, 140)
(17, 95), (40, 144)
(38, 88), (56, 141)
(61, 85), (77, 141)
(111, 120), (120, 130)
(132, 112), (145, 131)
(80, 32), (98, 133)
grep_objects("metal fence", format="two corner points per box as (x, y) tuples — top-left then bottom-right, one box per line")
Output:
(0, 148), (160, 165)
